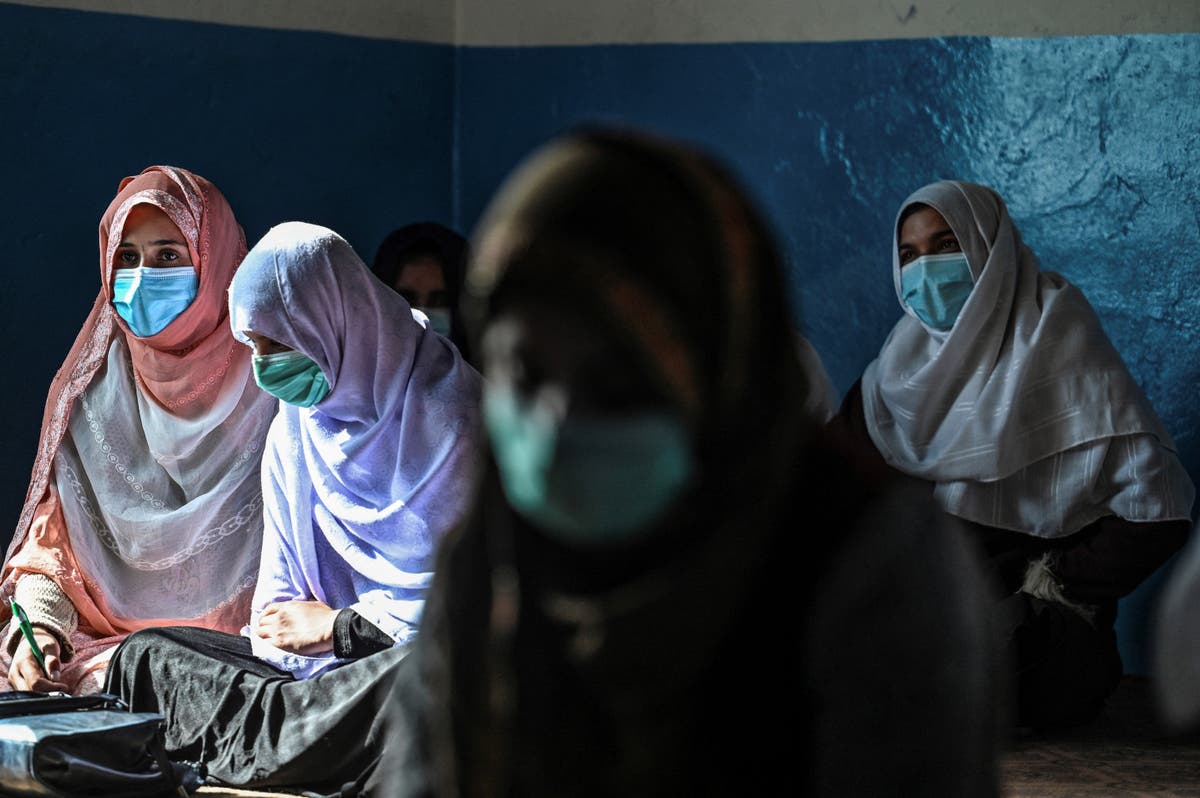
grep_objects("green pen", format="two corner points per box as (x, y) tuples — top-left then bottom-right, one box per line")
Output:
(10, 600), (49, 677)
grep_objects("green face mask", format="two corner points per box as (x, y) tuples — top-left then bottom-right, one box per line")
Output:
(252, 350), (330, 407)
(484, 386), (694, 544)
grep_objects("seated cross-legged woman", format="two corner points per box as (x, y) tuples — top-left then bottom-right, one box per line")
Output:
(2, 166), (276, 695)
(106, 222), (483, 793)
(831, 180), (1194, 730)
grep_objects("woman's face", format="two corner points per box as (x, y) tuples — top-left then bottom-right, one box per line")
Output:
(114, 204), (192, 272)
(482, 300), (665, 417)
(245, 332), (292, 357)
(394, 256), (448, 308)
(481, 297), (696, 544)
(897, 206), (961, 266)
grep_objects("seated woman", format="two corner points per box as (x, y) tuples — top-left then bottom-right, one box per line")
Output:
(373, 221), (474, 363)
(2, 166), (277, 695)
(106, 222), (482, 792)
(386, 131), (999, 796)
(832, 180), (1194, 729)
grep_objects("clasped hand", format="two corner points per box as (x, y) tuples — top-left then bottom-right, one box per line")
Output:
(255, 599), (338, 655)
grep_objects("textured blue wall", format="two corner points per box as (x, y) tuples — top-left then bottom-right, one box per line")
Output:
(2, 2), (1197, 673)
(0, 3), (453, 545)
(453, 35), (1200, 673)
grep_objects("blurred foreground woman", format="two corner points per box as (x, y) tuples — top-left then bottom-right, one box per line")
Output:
(387, 131), (1000, 797)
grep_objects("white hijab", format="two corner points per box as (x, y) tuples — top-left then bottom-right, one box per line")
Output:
(55, 339), (274, 619)
(862, 181), (1193, 538)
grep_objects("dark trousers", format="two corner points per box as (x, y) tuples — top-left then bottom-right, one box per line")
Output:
(106, 626), (412, 794)
(997, 593), (1123, 729)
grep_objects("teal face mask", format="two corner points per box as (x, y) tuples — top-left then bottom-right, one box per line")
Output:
(419, 307), (453, 337)
(111, 266), (198, 337)
(900, 252), (974, 331)
(252, 350), (330, 407)
(484, 387), (694, 545)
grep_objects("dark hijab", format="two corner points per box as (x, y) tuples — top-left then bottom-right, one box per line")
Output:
(418, 130), (812, 795)
(372, 222), (472, 359)
(463, 131), (809, 462)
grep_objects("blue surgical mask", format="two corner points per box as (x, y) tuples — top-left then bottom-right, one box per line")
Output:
(252, 350), (330, 407)
(484, 387), (694, 544)
(900, 252), (974, 331)
(419, 307), (453, 337)
(111, 266), (198, 337)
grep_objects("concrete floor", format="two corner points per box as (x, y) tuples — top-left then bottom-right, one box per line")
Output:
(1000, 677), (1200, 797)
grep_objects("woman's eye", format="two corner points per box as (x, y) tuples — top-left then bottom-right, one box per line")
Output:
(898, 251), (913, 264)
(939, 238), (960, 251)
(160, 250), (178, 261)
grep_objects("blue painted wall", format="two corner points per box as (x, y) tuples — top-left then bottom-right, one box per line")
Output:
(0, 3), (453, 546)
(3, 2), (1197, 673)
(452, 35), (1200, 673)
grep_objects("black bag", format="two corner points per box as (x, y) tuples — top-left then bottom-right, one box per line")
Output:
(0, 692), (202, 797)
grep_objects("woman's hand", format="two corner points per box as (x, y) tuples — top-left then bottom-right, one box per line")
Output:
(8, 627), (68, 692)
(256, 600), (338, 655)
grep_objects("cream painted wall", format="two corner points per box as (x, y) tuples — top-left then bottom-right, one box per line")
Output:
(7, 0), (1200, 44)
(454, 0), (1200, 44)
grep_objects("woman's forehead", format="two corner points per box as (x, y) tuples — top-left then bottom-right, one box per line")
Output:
(899, 205), (953, 242)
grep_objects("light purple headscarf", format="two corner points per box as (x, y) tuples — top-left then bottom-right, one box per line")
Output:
(229, 222), (482, 677)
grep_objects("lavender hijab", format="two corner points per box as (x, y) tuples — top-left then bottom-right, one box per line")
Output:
(229, 222), (482, 677)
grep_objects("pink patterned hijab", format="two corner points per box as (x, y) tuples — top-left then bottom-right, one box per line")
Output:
(2, 166), (277, 691)
(12, 166), (253, 553)
(99, 166), (247, 413)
